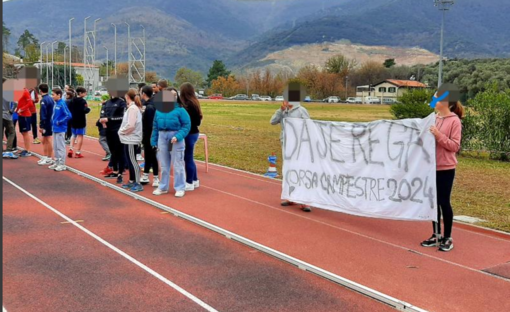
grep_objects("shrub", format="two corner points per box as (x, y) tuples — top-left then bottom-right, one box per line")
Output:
(390, 89), (434, 119)
(101, 94), (110, 101)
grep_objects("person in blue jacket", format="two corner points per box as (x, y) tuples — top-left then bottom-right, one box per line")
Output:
(151, 89), (191, 197)
(50, 88), (72, 172)
(37, 83), (55, 166)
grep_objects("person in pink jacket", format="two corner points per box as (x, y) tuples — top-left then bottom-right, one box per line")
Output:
(421, 83), (464, 252)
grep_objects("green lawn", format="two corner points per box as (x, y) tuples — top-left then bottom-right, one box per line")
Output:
(84, 100), (510, 232)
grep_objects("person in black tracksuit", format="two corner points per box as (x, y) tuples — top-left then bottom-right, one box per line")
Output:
(99, 96), (127, 183)
(140, 86), (159, 186)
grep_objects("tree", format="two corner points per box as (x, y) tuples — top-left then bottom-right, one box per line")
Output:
(325, 54), (357, 76)
(145, 71), (159, 83)
(17, 29), (38, 58)
(41, 66), (79, 88)
(23, 43), (40, 63)
(390, 89), (434, 119)
(174, 67), (204, 89)
(207, 60), (230, 86)
(3, 22), (11, 52)
(350, 61), (388, 87)
(209, 75), (240, 97)
(383, 58), (396, 68)
(100, 60), (115, 78)
(76, 74), (84, 86)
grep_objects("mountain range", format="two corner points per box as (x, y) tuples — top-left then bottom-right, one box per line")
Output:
(3, 0), (509, 78)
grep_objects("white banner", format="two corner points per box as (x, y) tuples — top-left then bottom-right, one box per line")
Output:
(281, 113), (437, 221)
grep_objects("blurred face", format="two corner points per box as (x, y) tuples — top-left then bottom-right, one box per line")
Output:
(52, 91), (61, 101)
(152, 84), (159, 94)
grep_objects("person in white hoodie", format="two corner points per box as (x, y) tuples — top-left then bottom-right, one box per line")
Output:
(118, 88), (144, 192)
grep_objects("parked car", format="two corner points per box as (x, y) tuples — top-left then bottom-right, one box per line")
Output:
(94, 87), (108, 96)
(258, 96), (272, 101)
(304, 96), (312, 102)
(229, 94), (249, 100)
(275, 96), (284, 101)
(365, 97), (381, 104)
(382, 98), (398, 104)
(251, 94), (260, 101)
(208, 94), (224, 100)
(323, 96), (340, 103)
(346, 97), (362, 104)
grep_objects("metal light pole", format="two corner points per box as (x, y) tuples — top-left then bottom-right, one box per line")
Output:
(51, 41), (58, 88)
(84, 16), (91, 70)
(64, 46), (68, 87)
(40, 42), (46, 78)
(93, 18), (101, 62)
(69, 17), (74, 86)
(45, 44), (49, 84)
(345, 76), (348, 100)
(434, 0), (455, 88)
(124, 22), (131, 83)
(111, 23), (117, 76)
(141, 24), (145, 82)
(104, 46), (109, 81)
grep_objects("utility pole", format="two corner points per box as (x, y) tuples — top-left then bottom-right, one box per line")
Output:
(104, 46), (109, 81)
(111, 23), (117, 76)
(434, 0), (455, 88)
(124, 22), (131, 83)
(69, 17), (74, 86)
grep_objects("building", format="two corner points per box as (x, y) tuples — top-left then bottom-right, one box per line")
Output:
(34, 61), (100, 92)
(356, 79), (428, 102)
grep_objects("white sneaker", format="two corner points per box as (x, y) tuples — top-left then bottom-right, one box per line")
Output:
(48, 163), (58, 170)
(41, 158), (54, 165)
(193, 180), (200, 188)
(152, 177), (160, 187)
(175, 190), (185, 198)
(185, 183), (194, 191)
(136, 154), (144, 161)
(37, 157), (47, 165)
(153, 188), (168, 196)
(140, 173), (150, 185)
(54, 165), (66, 172)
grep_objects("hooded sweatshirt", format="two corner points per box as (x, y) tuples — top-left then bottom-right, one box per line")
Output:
(118, 102), (143, 145)
(270, 103), (310, 141)
(435, 112), (462, 171)
(52, 98), (72, 133)
(15, 88), (34, 117)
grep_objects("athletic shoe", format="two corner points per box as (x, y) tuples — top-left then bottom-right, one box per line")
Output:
(37, 157), (47, 165)
(104, 172), (118, 179)
(185, 183), (194, 191)
(122, 181), (135, 189)
(65, 139), (70, 145)
(153, 188), (168, 196)
(2, 152), (18, 159)
(152, 177), (160, 187)
(193, 180), (200, 188)
(54, 165), (66, 172)
(102, 153), (111, 161)
(175, 190), (185, 198)
(75, 153), (84, 159)
(100, 166), (113, 175)
(301, 205), (312, 212)
(67, 149), (74, 158)
(439, 237), (454, 252)
(139, 162), (145, 169)
(33, 138), (41, 144)
(136, 154), (144, 161)
(130, 183), (144, 193)
(140, 173), (150, 185)
(281, 200), (294, 207)
(48, 163), (58, 170)
(20, 150), (32, 157)
(116, 174), (123, 184)
(420, 234), (440, 247)
(39, 158), (54, 165)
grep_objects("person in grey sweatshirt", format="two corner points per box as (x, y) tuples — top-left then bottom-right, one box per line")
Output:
(3, 97), (17, 152)
(270, 100), (312, 212)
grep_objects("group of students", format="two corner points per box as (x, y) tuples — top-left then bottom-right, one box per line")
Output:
(96, 79), (202, 197)
(270, 86), (464, 252)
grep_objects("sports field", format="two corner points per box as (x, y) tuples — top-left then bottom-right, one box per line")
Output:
(84, 100), (510, 232)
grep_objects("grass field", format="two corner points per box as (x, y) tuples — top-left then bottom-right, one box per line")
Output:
(84, 100), (510, 232)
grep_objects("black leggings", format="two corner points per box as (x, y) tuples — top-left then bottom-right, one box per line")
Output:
(433, 169), (455, 238)
(106, 131), (125, 174)
(125, 144), (141, 183)
(143, 139), (159, 176)
(31, 113), (38, 139)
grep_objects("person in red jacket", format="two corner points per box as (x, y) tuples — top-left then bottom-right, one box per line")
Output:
(14, 67), (39, 157)
(421, 83), (464, 252)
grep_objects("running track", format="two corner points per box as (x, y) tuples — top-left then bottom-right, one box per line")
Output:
(3, 135), (510, 312)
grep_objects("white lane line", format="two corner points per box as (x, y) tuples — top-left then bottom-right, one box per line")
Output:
(2, 176), (218, 312)
(3, 306), (7, 312)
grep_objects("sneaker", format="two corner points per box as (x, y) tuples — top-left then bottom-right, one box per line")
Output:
(439, 237), (454, 252)
(185, 183), (195, 191)
(39, 158), (54, 166)
(136, 154), (144, 161)
(175, 190), (185, 198)
(104, 172), (118, 179)
(130, 183), (144, 193)
(139, 162), (145, 169)
(140, 173), (150, 185)
(20, 150), (32, 157)
(193, 180), (200, 188)
(153, 188), (168, 196)
(420, 234), (440, 247)
(37, 157), (47, 165)
(75, 153), (84, 159)
(122, 181), (135, 189)
(33, 138), (41, 144)
(116, 174), (123, 184)
(65, 139), (71, 145)
(100, 167), (113, 175)
(2, 152), (18, 159)
(301, 205), (312, 212)
(54, 165), (66, 172)
(152, 177), (160, 187)
(102, 153), (111, 161)
(48, 163), (58, 170)
(67, 149), (74, 158)
(281, 200), (294, 207)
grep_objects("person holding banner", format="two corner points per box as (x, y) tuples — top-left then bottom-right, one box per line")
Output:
(270, 100), (312, 212)
(421, 83), (464, 252)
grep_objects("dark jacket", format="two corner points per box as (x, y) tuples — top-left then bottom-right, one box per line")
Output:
(69, 96), (90, 129)
(100, 97), (126, 132)
(39, 94), (55, 130)
(183, 100), (202, 135)
(142, 97), (156, 143)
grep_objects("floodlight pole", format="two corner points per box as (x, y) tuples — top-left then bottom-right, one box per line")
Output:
(69, 17), (74, 86)
(434, 0), (455, 88)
